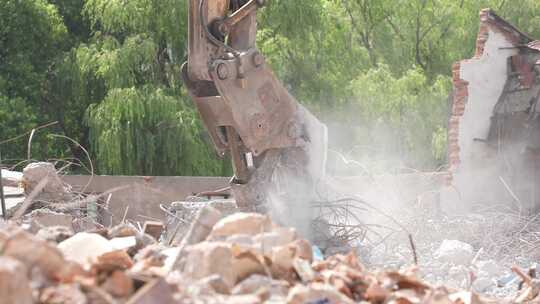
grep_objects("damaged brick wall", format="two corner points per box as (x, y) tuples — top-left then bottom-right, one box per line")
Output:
(445, 9), (540, 211)
(448, 9), (531, 175)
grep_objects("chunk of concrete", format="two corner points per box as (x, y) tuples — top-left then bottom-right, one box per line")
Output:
(58, 232), (115, 265)
(0, 256), (33, 304)
(475, 260), (501, 278)
(286, 283), (355, 304)
(194, 275), (231, 295)
(272, 239), (314, 274)
(109, 236), (137, 251)
(94, 250), (134, 272)
(434, 240), (474, 265)
(208, 213), (272, 240)
(2, 230), (68, 281)
(231, 246), (267, 282)
(252, 228), (297, 255)
(183, 242), (235, 288)
(22, 162), (70, 201)
(233, 274), (289, 297)
(108, 223), (138, 238)
(28, 209), (74, 229)
(472, 277), (493, 293)
(172, 206), (222, 271)
(226, 234), (255, 246)
(102, 270), (134, 298)
(177, 206), (222, 246)
(1, 169), (22, 187)
(40, 284), (88, 304)
(126, 278), (175, 304)
(271, 244), (297, 272)
(37, 225), (74, 243)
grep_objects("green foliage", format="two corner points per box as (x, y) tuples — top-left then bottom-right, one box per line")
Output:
(86, 87), (224, 176)
(348, 65), (451, 168)
(3, 0), (540, 174)
(0, 0), (68, 161)
(258, 0), (369, 108)
(77, 0), (226, 176)
(0, 0), (67, 101)
(0, 95), (38, 158)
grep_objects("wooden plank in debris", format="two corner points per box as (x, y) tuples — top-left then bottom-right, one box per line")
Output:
(126, 278), (175, 304)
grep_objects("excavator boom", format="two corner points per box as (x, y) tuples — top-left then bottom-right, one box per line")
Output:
(182, 0), (327, 227)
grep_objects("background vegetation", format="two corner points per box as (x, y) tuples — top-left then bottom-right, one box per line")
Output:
(1, 0), (540, 175)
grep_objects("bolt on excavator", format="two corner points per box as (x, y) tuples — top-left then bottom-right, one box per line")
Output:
(181, 0), (328, 235)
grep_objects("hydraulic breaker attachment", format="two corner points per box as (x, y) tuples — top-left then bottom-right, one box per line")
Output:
(182, 0), (328, 222)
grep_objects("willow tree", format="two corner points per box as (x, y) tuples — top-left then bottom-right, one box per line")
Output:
(0, 0), (67, 160)
(86, 87), (224, 176)
(58, 0), (229, 176)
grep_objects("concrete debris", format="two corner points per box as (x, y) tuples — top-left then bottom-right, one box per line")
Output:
(27, 209), (74, 229)
(0, 207), (530, 303)
(286, 283), (355, 304)
(208, 212), (272, 240)
(143, 221), (164, 240)
(0, 256), (34, 304)
(183, 241), (236, 287)
(22, 162), (71, 201)
(435, 239), (475, 265)
(102, 270), (134, 298)
(1, 169), (22, 187)
(36, 225), (74, 243)
(110, 236), (138, 251)
(58, 232), (115, 265)
(40, 284), (88, 304)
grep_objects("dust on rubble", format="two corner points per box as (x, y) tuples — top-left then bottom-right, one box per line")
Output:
(0, 162), (538, 303)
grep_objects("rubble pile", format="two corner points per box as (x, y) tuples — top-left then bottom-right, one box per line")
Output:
(2, 162), (540, 303)
(1, 205), (533, 304)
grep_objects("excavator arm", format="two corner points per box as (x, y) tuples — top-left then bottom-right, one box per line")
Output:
(182, 0), (327, 215)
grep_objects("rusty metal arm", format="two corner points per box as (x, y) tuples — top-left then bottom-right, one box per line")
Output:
(183, 0), (327, 210)
(213, 0), (266, 38)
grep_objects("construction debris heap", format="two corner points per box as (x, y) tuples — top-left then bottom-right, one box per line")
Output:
(0, 204), (535, 304)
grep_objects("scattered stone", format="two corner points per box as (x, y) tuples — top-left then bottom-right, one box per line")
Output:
(473, 277), (494, 293)
(108, 223), (138, 239)
(22, 162), (71, 201)
(475, 260), (501, 278)
(2, 229), (68, 281)
(126, 278), (175, 304)
(94, 250), (134, 272)
(253, 228), (297, 251)
(40, 284), (88, 304)
(0, 198), (528, 303)
(102, 270), (134, 298)
(37, 225), (74, 243)
(27, 209), (74, 229)
(58, 232), (114, 265)
(110, 236), (137, 251)
(293, 258), (316, 282)
(183, 242), (236, 287)
(0, 256), (34, 304)
(365, 281), (390, 302)
(1, 169), (22, 187)
(226, 234), (255, 247)
(286, 283), (355, 304)
(435, 240), (474, 265)
(196, 274), (231, 295)
(208, 213), (272, 240)
(232, 274), (287, 296)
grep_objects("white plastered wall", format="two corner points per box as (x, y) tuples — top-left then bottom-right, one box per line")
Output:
(444, 29), (518, 210)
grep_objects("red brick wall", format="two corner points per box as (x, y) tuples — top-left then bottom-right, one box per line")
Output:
(447, 9), (524, 183)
